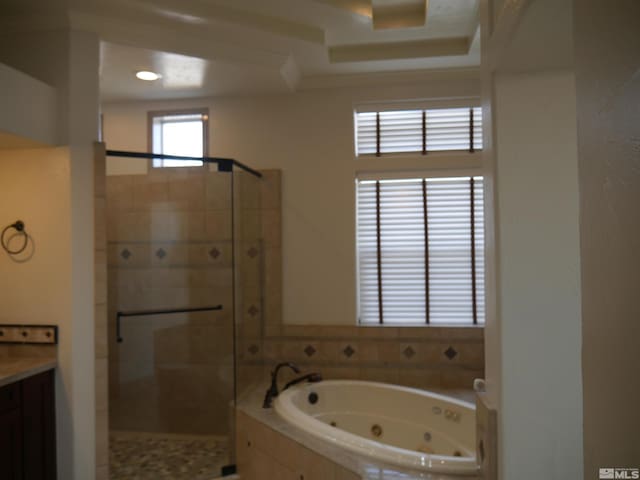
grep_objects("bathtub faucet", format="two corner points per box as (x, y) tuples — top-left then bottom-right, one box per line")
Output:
(263, 362), (301, 408)
(283, 372), (322, 392)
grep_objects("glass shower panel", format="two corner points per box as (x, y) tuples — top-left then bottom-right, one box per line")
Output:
(232, 167), (265, 401)
(107, 167), (235, 479)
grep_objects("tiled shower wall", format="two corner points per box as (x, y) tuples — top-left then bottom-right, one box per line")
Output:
(94, 143), (109, 479)
(237, 170), (485, 393)
(106, 167), (235, 436)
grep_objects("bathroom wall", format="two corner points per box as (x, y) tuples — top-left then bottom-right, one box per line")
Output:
(236, 170), (485, 394)
(0, 146), (77, 471)
(0, 62), (57, 146)
(574, 0), (640, 472)
(489, 70), (582, 479)
(101, 73), (482, 327)
(0, 26), (101, 479)
(106, 167), (235, 435)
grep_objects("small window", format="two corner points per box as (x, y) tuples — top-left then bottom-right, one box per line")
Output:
(355, 107), (482, 156)
(356, 175), (484, 326)
(149, 109), (209, 167)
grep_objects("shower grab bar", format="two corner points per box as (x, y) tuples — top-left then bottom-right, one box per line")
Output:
(116, 305), (223, 343)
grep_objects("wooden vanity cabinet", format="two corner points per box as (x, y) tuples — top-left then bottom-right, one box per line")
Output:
(0, 370), (56, 480)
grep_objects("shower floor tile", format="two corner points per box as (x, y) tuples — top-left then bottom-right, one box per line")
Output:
(109, 431), (229, 480)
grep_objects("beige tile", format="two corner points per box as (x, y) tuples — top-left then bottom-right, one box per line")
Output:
(262, 340), (281, 362)
(153, 325), (191, 364)
(359, 367), (400, 385)
(264, 324), (282, 337)
(167, 174), (206, 210)
(132, 174), (169, 211)
(106, 175), (134, 211)
(107, 211), (151, 242)
(95, 196), (107, 250)
(241, 210), (262, 241)
(441, 368), (484, 389)
(235, 172), (261, 210)
(454, 343), (485, 368)
(397, 368), (442, 390)
(321, 366), (361, 380)
(259, 169), (281, 210)
(95, 250), (107, 304)
(95, 304), (108, 358)
(397, 326), (440, 341)
(205, 210), (233, 240)
(282, 340), (318, 363)
(357, 326), (400, 339)
(5, 344), (56, 358)
(261, 209), (281, 248)
(190, 242), (233, 268)
(94, 143), (106, 197)
(107, 243), (151, 268)
(299, 446), (336, 480)
(377, 341), (402, 363)
(95, 358), (109, 412)
(440, 326), (485, 341)
(95, 465), (109, 480)
(205, 172), (232, 210)
(95, 407), (109, 467)
(336, 466), (361, 480)
(357, 341), (380, 362)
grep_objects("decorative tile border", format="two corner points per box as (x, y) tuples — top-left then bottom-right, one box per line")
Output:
(0, 325), (58, 345)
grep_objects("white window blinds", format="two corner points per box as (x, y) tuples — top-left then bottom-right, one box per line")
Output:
(357, 176), (484, 325)
(355, 107), (482, 156)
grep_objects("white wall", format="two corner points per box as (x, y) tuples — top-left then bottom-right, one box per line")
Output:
(488, 71), (583, 479)
(574, 0), (640, 473)
(102, 76), (482, 326)
(0, 62), (57, 146)
(0, 28), (100, 480)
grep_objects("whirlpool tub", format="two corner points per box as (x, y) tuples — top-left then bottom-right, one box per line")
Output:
(274, 380), (478, 475)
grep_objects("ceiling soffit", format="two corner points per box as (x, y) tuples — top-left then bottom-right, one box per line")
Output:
(62, 0), (481, 98)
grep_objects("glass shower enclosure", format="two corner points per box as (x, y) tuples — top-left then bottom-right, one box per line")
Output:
(105, 152), (263, 480)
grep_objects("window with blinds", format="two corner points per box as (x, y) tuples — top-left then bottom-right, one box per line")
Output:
(357, 176), (484, 325)
(355, 107), (482, 156)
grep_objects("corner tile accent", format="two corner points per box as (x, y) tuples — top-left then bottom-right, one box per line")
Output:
(209, 247), (220, 259)
(444, 346), (458, 360)
(403, 346), (416, 359)
(120, 248), (131, 260)
(247, 247), (259, 258)
(155, 248), (166, 259)
(343, 345), (355, 358)
(248, 305), (259, 317)
(304, 345), (316, 357)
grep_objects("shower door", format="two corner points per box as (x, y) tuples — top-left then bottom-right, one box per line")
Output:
(107, 167), (236, 479)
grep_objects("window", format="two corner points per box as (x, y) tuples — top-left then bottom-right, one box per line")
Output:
(355, 107), (482, 156)
(149, 109), (209, 167)
(357, 175), (484, 326)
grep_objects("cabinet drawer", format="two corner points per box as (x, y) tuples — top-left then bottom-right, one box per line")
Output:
(0, 382), (21, 413)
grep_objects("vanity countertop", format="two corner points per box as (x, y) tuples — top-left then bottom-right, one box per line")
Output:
(0, 357), (57, 388)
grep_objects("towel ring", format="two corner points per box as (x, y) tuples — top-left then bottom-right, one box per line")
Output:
(1, 220), (29, 255)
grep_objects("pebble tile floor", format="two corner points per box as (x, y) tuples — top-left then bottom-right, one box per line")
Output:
(109, 431), (229, 480)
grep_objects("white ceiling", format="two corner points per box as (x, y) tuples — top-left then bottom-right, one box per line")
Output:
(79, 0), (481, 101)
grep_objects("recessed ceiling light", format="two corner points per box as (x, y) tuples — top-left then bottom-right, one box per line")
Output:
(135, 71), (161, 81)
